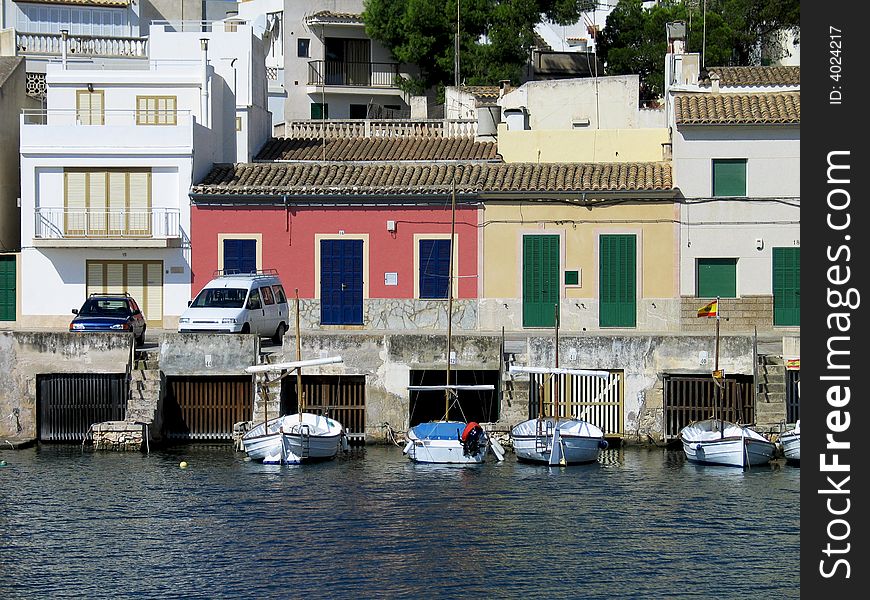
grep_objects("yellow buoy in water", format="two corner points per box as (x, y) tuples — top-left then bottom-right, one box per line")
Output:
(179, 461), (189, 469)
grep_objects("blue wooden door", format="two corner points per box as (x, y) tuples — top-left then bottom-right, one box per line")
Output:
(321, 239), (363, 325)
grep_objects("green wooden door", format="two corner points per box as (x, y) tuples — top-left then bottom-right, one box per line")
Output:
(523, 235), (560, 328)
(599, 235), (636, 327)
(773, 247), (800, 326)
(0, 256), (15, 321)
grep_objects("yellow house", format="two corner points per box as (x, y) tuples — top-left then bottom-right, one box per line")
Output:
(476, 161), (679, 333)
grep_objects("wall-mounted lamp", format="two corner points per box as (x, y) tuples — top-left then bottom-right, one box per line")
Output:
(755, 238), (764, 251)
(87, 83), (94, 92)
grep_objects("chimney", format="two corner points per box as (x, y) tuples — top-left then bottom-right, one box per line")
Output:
(61, 29), (68, 69)
(710, 72), (720, 93)
(200, 38), (210, 127)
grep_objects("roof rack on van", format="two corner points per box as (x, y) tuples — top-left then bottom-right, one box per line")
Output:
(212, 269), (279, 278)
(88, 292), (132, 297)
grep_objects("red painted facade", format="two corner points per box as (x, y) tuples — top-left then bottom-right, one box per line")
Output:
(190, 204), (480, 299)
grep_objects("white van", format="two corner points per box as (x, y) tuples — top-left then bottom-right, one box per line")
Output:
(178, 271), (289, 342)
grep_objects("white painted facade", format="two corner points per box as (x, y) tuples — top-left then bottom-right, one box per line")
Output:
(19, 21), (271, 329)
(665, 53), (801, 301)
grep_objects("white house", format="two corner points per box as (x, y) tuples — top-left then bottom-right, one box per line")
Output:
(666, 55), (800, 332)
(18, 19), (271, 330)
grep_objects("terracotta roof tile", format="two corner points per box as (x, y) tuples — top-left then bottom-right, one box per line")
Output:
(700, 66), (800, 87)
(304, 11), (363, 24)
(674, 92), (800, 125)
(25, 0), (129, 6)
(192, 162), (674, 198)
(255, 137), (500, 162)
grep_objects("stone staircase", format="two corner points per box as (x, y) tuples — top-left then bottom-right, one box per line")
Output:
(755, 354), (786, 431)
(91, 347), (162, 451)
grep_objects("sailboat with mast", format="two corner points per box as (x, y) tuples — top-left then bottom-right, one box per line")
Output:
(509, 306), (610, 465)
(241, 290), (349, 464)
(403, 176), (504, 464)
(679, 298), (775, 468)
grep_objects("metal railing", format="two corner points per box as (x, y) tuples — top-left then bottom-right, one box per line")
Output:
(307, 60), (400, 88)
(15, 31), (148, 58)
(35, 208), (181, 240)
(150, 20), (249, 33)
(22, 109), (193, 127)
(283, 118), (478, 139)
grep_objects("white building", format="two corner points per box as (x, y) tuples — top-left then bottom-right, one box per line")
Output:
(18, 19), (271, 330)
(666, 54), (800, 331)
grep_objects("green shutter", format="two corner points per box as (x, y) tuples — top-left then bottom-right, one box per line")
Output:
(773, 247), (800, 326)
(697, 258), (737, 298)
(523, 235), (560, 327)
(712, 159), (747, 196)
(599, 235), (636, 327)
(0, 256), (16, 321)
(311, 102), (329, 119)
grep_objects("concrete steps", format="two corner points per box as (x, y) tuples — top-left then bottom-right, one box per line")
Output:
(755, 354), (786, 430)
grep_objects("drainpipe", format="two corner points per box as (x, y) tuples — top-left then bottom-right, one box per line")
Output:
(200, 38), (210, 128)
(61, 29), (69, 69)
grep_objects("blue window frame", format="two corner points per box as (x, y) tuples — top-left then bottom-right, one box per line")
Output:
(419, 239), (451, 300)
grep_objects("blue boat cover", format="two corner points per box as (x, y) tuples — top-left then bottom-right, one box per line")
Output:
(411, 421), (465, 440)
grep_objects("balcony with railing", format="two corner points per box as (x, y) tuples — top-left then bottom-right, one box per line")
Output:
(307, 60), (400, 89)
(10, 30), (148, 58)
(34, 208), (183, 248)
(21, 109), (195, 152)
(280, 118), (478, 139)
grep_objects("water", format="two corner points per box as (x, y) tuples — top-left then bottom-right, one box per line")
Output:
(1, 444), (799, 599)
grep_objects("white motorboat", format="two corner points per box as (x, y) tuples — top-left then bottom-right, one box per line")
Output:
(680, 418), (776, 468)
(402, 180), (503, 466)
(511, 417), (608, 465)
(242, 412), (348, 464)
(779, 420), (800, 463)
(404, 419), (492, 464)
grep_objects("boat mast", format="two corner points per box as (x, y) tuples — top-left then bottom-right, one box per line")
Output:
(554, 303), (559, 422)
(444, 176), (457, 420)
(295, 288), (303, 423)
(714, 295), (721, 438)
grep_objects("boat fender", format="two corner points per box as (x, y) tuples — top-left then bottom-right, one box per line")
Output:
(598, 439), (609, 450)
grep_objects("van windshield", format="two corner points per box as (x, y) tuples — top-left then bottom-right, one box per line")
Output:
(190, 288), (248, 308)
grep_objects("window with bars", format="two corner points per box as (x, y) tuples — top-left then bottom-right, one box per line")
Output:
(136, 96), (177, 125)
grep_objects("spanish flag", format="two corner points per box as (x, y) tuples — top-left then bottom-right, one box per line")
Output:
(697, 299), (718, 318)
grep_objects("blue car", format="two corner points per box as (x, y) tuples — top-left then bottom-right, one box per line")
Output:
(70, 293), (147, 345)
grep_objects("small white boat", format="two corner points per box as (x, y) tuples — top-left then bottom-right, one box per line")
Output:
(779, 420), (800, 463)
(404, 420), (499, 465)
(680, 418), (776, 468)
(511, 417), (608, 465)
(242, 412), (348, 464)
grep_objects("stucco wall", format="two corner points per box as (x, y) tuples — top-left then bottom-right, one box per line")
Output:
(498, 128), (670, 163)
(481, 200), (678, 312)
(0, 331), (133, 439)
(501, 76), (641, 130)
(190, 204), (481, 300)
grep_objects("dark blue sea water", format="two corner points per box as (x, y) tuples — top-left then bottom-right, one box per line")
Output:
(0, 444), (799, 599)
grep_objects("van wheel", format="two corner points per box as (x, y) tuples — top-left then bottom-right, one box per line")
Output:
(272, 322), (286, 345)
(241, 323), (250, 334)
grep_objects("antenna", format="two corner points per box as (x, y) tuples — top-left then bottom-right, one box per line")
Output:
(454, 0), (460, 87)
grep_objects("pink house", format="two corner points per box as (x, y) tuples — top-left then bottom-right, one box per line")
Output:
(189, 138), (499, 329)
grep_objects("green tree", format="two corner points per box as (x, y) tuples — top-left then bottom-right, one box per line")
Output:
(597, 0), (799, 106)
(362, 0), (596, 96)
